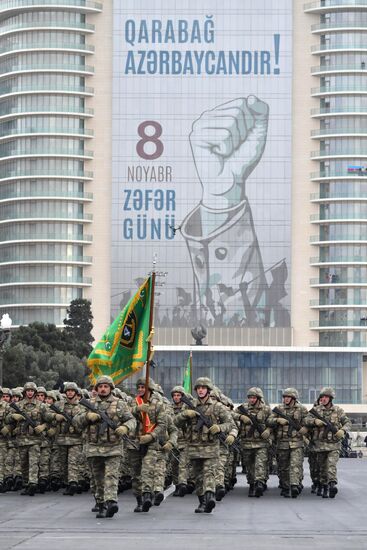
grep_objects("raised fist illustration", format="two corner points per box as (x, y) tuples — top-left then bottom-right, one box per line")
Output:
(189, 95), (269, 210)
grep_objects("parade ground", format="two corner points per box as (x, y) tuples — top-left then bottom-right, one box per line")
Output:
(0, 460), (365, 550)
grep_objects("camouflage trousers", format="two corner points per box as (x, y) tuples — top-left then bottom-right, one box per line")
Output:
(276, 447), (304, 487)
(88, 455), (120, 503)
(56, 445), (83, 483)
(215, 446), (229, 487)
(127, 447), (158, 496)
(316, 449), (339, 485)
(190, 457), (217, 496)
(19, 444), (41, 484)
(39, 445), (51, 480)
(119, 442), (131, 479)
(4, 443), (21, 478)
(171, 447), (190, 486)
(241, 447), (268, 485)
(0, 443), (7, 482)
(225, 449), (237, 486)
(308, 450), (319, 484)
(153, 450), (168, 492)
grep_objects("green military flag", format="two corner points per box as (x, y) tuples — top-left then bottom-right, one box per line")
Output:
(88, 276), (153, 385)
(183, 350), (192, 394)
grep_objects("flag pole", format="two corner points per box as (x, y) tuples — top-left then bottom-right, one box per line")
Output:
(189, 349), (193, 395)
(144, 255), (156, 403)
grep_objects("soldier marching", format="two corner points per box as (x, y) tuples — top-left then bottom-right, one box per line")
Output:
(0, 377), (352, 517)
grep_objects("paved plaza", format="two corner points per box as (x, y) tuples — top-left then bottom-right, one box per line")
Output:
(0, 460), (366, 550)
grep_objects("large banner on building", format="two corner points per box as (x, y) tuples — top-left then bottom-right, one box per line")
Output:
(111, 0), (292, 330)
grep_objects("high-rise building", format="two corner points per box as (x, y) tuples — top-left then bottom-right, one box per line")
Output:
(1, 0), (367, 403)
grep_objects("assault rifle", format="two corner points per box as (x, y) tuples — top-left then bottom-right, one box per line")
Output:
(272, 407), (302, 437)
(237, 404), (266, 436)
(9, 401), (46, 437)
(79, 397), (139, 449)
(180, 394), (241, 453)
(309, 408), (338, 437)
(49, 403), (73, 428)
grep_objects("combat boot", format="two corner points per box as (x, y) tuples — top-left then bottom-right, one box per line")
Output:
(194, 495), (206, 513)
(96, 503), (107, 518)
(50, 477), (60, 492)
(63, 481), (77, 496)
(254, 481), (265, 498)
(106, 500), (119, 518)
(141, 492), (153, 512)
(280, 487), (290, 498)
(12, 476), (23, 491)
(91, 498), (99, 512)
(322, 484), (329, 499)
(204, 491), (216, 513)
(0, 482), (5, 493)
(186, 481), (195, 494)
(311, 482), (317, 494)
(248, 484), (255, 497)
(291, 485), (299, 498)
(215, 485), (226, 502)
(316, 483), (323, 496)
(329, 481), (338, 499)
(134, 496), (143, 512)
(4, 476), (13, 492)
(153, 491), (164, 506)
(38, 478), (48, 494)
(27, 483), (37, 496)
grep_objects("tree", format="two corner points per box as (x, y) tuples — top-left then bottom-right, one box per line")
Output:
(63, 299), (94, 357)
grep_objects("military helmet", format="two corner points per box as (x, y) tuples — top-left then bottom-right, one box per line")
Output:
(319, 387), (335, 399)
(81, 388), (90, 399)
(1, 387), (12, 397)
(194, 377), (213, 391)
(37, 386), (47, 394)
(282, 387), (299, 400)
(136, 377), (156, 391)
(64, 382), (79, 393)
(171, 385), (186, 396)
(94, 375), (115, 390)
(154, 384), (164, 396)
(247, 387), (264, 400)
(12, 388), (23, 398)
(23, 381), (37, 392)
(46, 390), (57, 401)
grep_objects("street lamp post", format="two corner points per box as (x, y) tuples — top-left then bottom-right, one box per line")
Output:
(0, 314), (12, 387)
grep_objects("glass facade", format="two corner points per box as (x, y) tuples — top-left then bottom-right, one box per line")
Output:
(0, 0), (101, 326)
(124, 349), (362, 405)
(306, 1), (367, 345)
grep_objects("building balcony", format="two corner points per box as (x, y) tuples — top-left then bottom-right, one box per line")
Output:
(311, 170), (367, 181)
(0, 148), (94, 161)
(310, 213), (367, 222)
(0, 20), (95, 36)
(311, 127), (367, 138)
(310, 191), (367, 200)
(305, 1), (367, 14)
(310, 319), (367, 328)
(310, 277), (367, 285)
(0, 106), (94, 121)
(0, 126), (93, 141)
(312, 21), (367, 33)
(0, 168), (93, 181)
(0, 276), (92, 286)
(310, 255), (367, 264)
(0, 232), (92, 244)
(311, 64), (367, 75)
(0, 84), (94, 99)
(311, 106), (367, 117)
(0, 42), (95, 57)
(0, 191), (93, 202)
(310, 299), (367, 307)
(0, 0), (102, 18)
(0, 64), (94, 79)
(310, 235), (367, 243)
(0, 254), (92, 265)
(311, 85), (367, 97)
(0, 213), (93, 223)
(311, 150), (367, 160)
(311, 44), (367, 55)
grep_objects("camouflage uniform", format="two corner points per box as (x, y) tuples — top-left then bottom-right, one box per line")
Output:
(4, 388), (23, 490)
(268, 388), (308, 498)
(234, 387), (272, 497)
(52, 382), (84, 495)
(73, 377), (136, 517)
(6, 382), (53, 495)
(0, 393), (10, 491)
(171, 386), (193, 496)
(127, 378), (167, 513)
(175, 377), (236, 513)
(305, 387), (351, 498)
